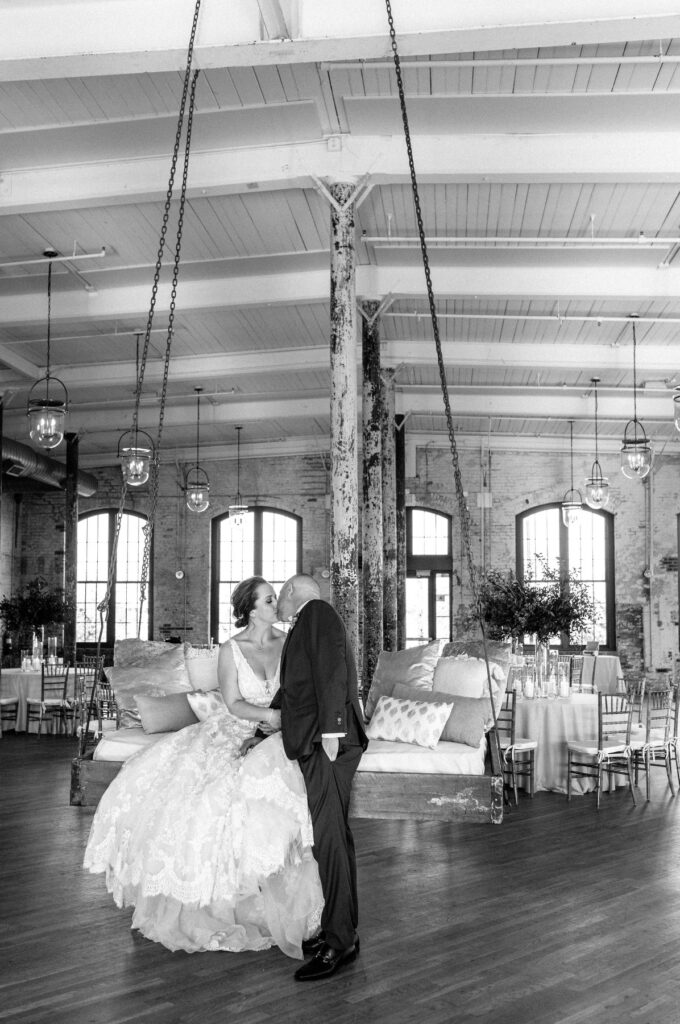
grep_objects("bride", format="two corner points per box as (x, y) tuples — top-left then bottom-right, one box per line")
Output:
(83, 576), (323, 957)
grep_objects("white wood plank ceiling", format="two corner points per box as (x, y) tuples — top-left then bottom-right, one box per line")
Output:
(1, 0), (680, 468)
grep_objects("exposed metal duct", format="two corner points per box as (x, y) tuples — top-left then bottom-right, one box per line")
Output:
(1, 437), (98, 497)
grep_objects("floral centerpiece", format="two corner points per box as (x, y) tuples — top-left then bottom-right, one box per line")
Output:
(0, 576), (70, 661)
(470, 560), (597, 650)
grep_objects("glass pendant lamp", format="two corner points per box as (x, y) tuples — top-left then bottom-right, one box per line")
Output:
(584, 377), (610, 509)
(561, 420), (582, 528)
(186, 387), (210, 513)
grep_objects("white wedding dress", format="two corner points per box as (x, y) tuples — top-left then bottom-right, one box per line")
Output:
(83, 640), (323, 957)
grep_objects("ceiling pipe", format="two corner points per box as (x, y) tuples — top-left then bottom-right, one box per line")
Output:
(2, 437), (98, 497)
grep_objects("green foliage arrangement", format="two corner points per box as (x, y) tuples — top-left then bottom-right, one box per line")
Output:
(472, 559), (597, 647)
(0, 576), (69, 635)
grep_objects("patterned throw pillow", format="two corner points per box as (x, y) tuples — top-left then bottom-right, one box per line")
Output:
(364, 640), (443, 719)
(187, 690), (226, 721)
(184, 644), (220, 691)
(365, 695), (453, 749)
(393, 683), (490, 747)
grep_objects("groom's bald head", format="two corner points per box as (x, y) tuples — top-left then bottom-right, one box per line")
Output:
(277, 574), (320, 621)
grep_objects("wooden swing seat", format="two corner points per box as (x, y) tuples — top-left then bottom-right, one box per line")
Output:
(70, 731), (503, 824)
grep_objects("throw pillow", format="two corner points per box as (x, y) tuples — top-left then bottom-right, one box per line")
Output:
(365, 695), (452, 749)
(187, 690), (226, 721)
(136, 692), (199, 734)
(184, 644), (220, 691)
(114, 639), (180, 668)
(364, 640), (443, 719)
(393, 683), (490, 747)
(441, 640), (512, 673)
(433, 656), (488, 699)
(105, 661), (193, 728)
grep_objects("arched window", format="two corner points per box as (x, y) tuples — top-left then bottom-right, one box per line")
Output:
(211, 508), (301, 642)
(406, 507), (452, 646)
(517, 503), (615, 650)
(77, 509), (151, 644)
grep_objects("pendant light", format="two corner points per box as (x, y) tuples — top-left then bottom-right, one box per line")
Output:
(584, 377), (610, 509)
(561, 420), (582, 528)
(186, 387), (210, 513)
(228, 425), (249, 526)
(26, 250), (68, 449)
(620, 317), (652, 480)
(117, 332), (155, 486)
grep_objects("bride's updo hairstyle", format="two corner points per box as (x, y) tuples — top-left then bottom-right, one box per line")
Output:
(232, 576), (268, 628)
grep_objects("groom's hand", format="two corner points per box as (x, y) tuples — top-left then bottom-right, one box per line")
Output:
(321, 736), (339, 762)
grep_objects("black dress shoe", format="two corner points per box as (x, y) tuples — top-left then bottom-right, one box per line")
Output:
(294, 940), (360, 982)
(301, 932), (325, 956)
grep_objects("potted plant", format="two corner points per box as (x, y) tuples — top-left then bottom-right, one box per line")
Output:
(470, 560), (597, 653)
(0, 576), (70, 663)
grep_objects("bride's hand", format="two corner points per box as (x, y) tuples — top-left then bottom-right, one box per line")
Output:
(260, 708), (281, 732)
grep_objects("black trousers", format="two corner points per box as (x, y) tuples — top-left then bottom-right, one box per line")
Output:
(298, 740), (363, 950)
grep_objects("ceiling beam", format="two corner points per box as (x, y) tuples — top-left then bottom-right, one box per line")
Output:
(0, 340), (677, 393)
(1, 0), (678, 80)
(4, 130), (680, 215)
(0, 385), (673, 439)
(2, 264), (680, 328)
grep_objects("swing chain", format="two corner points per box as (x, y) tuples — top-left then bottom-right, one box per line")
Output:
(385, 4), (501, 757)
(384, 1), (478, 605)
(95, 0), (202, 647)
(132, 0), (203, 433)
(138, 66), (201, 633)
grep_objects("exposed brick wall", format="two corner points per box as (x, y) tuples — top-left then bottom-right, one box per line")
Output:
(408, 444), (680, 672)
(2, 441), (679, 674)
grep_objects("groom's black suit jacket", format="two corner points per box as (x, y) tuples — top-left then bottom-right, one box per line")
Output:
(277, 599), (367, 760)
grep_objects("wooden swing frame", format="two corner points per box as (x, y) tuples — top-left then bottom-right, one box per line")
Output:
(71, 0), (505, 824)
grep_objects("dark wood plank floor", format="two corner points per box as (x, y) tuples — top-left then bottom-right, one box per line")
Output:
(2, 732), (680, 1024)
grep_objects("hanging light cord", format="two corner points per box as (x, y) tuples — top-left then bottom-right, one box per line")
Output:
(45, 260), (53, 387)
(632, 318), (639, 423)
(195, 391), (202, 469)
(236, 426), (242, 503)
(569, 420), (575, 489)
(594, 384), (600, 463)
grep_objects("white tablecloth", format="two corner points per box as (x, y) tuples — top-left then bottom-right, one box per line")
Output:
(0, 669), (72, 733)
(515, 694), (633, 795)
(580, 654), (625, 694)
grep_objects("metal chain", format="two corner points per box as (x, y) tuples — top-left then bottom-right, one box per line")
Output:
(384, 3), (501, 740)
(138, 68), (200, 632)
(96, 0), (203, 644)
(385, 1), (478, 603)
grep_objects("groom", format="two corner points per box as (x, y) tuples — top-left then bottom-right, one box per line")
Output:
(276, 574), (368, 982)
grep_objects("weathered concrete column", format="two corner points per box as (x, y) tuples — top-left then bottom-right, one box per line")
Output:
(64, 432), (79, 665)
(395, 414), (407, 648)
(329, 181), (359, 660)
(381, 368), (398, 651)
(361, 301), (384, 694)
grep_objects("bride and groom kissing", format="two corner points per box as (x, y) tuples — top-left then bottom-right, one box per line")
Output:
(84, 573), (368, 982)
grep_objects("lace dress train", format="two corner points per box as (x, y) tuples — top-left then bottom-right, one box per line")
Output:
(83, 641), (323, 957)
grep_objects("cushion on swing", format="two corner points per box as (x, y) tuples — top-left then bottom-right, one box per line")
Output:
(364, 640), (443, 719)
(105, 644), (191, 727)
(433, 655), (505, 703)
(393, 683), (491, 747)
(365, 695), (453, 749)
(441, 640), (513, 673)
(113, 639), (179, 668)
(187, 690), (226, 721)
(183, 643), (220, 690)
(136, 692), (199, 734)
